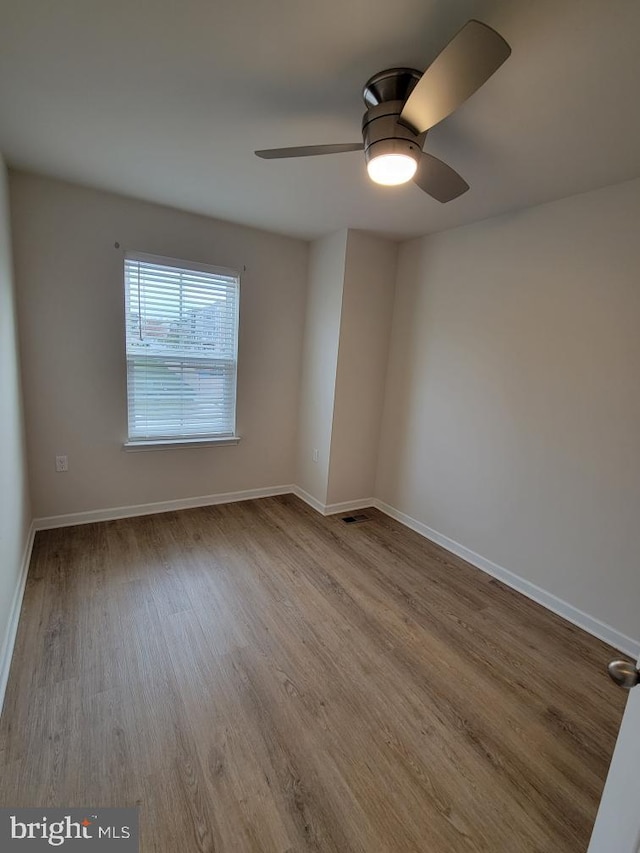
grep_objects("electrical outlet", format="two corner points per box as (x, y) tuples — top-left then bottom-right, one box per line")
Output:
(55, 455), (68, 472)
(312, 449), (319, 463)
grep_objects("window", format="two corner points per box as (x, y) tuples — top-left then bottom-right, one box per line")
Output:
(124, 252), (240, 445)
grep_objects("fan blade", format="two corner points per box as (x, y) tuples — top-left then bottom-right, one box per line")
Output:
(413, 152), (469, 203)
(255, 143), (364, 159)
(400, 20), (511, 134)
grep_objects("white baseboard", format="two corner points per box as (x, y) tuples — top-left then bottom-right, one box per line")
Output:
(34, 485), (296, 530)
(291, 486), (326, 514)
(324, 498), (375, 516)
(373, 499), (640, 658)
(0, 521), (35, 717)
(291, 486), (374, 517)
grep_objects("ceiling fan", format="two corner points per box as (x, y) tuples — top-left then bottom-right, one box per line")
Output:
(255, 20), (511, 203)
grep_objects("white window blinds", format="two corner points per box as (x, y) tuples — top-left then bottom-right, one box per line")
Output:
(124, 253), (240, 442)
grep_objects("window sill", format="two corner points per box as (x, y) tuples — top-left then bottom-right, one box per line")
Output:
(123, 436), (241, 452)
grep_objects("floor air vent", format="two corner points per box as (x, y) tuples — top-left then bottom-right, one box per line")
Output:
(342, 514), (369, 524)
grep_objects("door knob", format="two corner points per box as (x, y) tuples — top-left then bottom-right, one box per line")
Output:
(607, 660), (640, 690)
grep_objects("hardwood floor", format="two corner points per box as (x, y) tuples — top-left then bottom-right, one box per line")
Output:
(0, 495), (628, 852)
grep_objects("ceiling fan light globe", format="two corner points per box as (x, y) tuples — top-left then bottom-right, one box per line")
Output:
(367, 153), (417, 186)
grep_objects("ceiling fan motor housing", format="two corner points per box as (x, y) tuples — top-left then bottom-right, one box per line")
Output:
(362, 100), (425, 169)
(361, 69), (426, 169)
(362, 67), (422, 107)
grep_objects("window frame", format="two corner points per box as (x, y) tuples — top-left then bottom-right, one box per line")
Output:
(122, 251), (241, 450)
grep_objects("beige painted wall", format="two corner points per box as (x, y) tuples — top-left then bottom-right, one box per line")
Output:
(376, 177), (640, 641)
(0, 156), (31, 668)
(296, 230), (347, 505)
(11, 172), (309, 518)
(327, 230), (397, 505)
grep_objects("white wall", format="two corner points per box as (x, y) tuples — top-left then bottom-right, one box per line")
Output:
(327, 230), (397, 505)
(0, 155), (31, 692)
(377, 177), (640, 644)
(296, 229), (397, 509)
(296, 230), (347, 505)
(8, 167), (640, 651)
(10, 172), (309, 519)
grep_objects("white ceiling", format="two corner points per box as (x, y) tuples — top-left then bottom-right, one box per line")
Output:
(1, 0), (639, 241)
